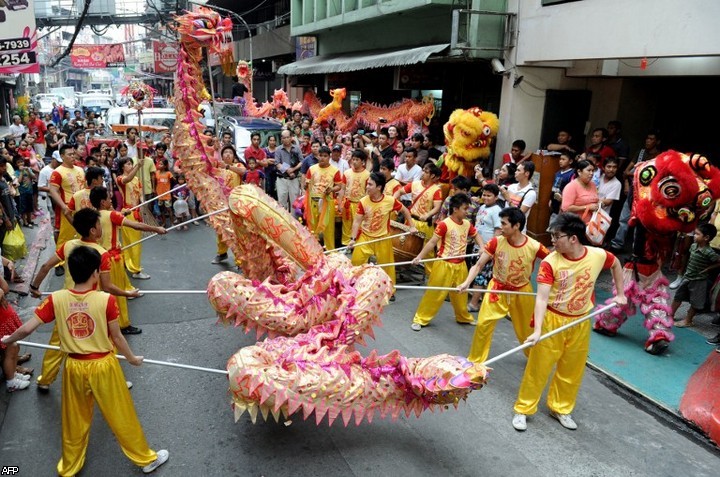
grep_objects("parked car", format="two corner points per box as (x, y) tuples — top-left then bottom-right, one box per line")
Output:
(216, 116), (283, 158)
(109, 107), (176, 143)
(79, 95), (114, 119)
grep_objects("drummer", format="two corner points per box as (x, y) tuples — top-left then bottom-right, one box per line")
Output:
(393, 163), (443, 275)
(349, 172), (414, 302)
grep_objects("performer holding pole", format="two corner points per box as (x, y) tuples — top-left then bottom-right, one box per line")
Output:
(48, 144), (86, 276)
(304, 145), (343, 250)
(511, 213), (626, 432)
(90, 186), (167, 335)
(341, 149), (370, 246)
(349, 172), (415, 301)
(409, 193), (483, 331)
(2, 246), (169, 476)
(459, 207), (549, 363)
(394, 163), (443, 275)
(117, 158), (151, 280)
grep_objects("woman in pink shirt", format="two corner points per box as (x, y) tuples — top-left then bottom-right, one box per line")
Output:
(561, 159), (599, 223)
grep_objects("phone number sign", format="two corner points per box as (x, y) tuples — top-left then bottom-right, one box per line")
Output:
(0, 1), (38, 74)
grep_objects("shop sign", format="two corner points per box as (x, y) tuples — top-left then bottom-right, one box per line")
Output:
(0, 0), (39, 74)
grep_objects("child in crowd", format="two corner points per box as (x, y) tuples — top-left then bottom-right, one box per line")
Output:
(172, 175), (192, 230)
(243, 157), (265, 189)
(14, 157), (36, 227)
(438, 175), (476, 224)
(0, 255), (31, 392)
(154, 159), (174, 227)
(671, 223), (720, 328)
(549, 152), (575, 221)
(467, 183), (503, 312)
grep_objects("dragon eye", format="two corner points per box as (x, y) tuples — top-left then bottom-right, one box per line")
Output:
(482, 125), (491, 137)
(697, 189), (713, 209)
(638, 165), (656, 186)
(658, 177), (681, 199)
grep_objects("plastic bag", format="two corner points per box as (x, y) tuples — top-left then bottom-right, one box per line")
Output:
(2, 224), (27, 260)
(585, 207), (612, 246)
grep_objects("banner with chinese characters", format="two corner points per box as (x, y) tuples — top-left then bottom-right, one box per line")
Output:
(0, 0), (39, 74)
(153, 41), (179, 73)
(71, 44), (127, 68)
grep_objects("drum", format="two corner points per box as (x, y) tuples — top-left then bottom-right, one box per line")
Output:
(390, 220), (425, 263)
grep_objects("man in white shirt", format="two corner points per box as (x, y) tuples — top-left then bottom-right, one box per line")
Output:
(394, 148), (423, 203)
(501, 161), (537, 232)
(598, 157), (622, 214)
(330, 144), (350, 175)
(37, 155), (59, 222)
(8, 115), (26, 141)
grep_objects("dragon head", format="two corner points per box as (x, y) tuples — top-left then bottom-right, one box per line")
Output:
(176, 7), (235, 74)
(330, 88), (347, 102)
(632, 150), (720, 235)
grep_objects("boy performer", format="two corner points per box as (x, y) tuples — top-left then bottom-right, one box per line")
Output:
(379, 158), (402, 197)
(29, 208), (141, 392)
(117, 158), (150, 279)
(341, 149), (370, 245)
(459, 207), (549, 363)
(349, 172), (414, 296)
(394, 163), (443, 274)
(410, 193), (483, 331)
(3, 246), (169, 476)
(49, 145), (86, 274)
(305, 145), (343, 250)
(67, 166), (105, 215)
(512, 213), (625, 432)
(90, 186), (167, 335)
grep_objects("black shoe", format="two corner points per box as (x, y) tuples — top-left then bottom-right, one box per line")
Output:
(121, 325), (142, 335)
(389, 294), (396, 302)
(706, 334), (720, 345)
(54, 266), (64, 276)
(211, 253), (228, 264)
(712, 315), (720, 326)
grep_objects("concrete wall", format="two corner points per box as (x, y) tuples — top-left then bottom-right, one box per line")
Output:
(516, 0), (720, 63)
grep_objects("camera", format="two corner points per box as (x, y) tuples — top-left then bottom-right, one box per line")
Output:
(379, 118), (387, 124)
(358, 129), (365, 135)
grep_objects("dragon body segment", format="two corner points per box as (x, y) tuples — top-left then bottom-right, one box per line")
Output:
(173, 10), (488, 426)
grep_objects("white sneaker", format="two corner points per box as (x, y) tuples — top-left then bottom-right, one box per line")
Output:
(551, 411), (577, 430)
(142, 449), (169, 474)
(14, 373), (31, 381)
(132, 272), (151, 280)
(669, 275), (685, 289)
(126, 381), (133, 389)
(410, 323), (422, 331)
(6, 378), (30, 392)
(512, 413), (527, 431)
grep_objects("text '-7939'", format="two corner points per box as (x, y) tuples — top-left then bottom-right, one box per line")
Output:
(0, 38), (31, 53)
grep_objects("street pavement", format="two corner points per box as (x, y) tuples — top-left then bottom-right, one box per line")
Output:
(1, 210), (719, 476)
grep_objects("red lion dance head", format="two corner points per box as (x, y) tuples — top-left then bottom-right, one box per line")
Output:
(631, 151), (720, 236)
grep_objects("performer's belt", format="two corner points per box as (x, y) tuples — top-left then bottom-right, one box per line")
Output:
(547, 305), (588, 319)
(488, 279), (527, 303)
(69, 351), (112, 360)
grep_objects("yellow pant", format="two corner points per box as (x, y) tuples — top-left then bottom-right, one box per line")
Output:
(412, 260), (474, 326)
(514, 310), (591, 416)
(351, 232), (395, 286)
(414, 219), (435, 275)
(110, 255), (132, 329)
(341, 201), (360, 245)
(58, 354), (157, 476)
(37, 325), (65, 386)
(467, 280), (535, 363)
(121, 218), (143, 274)
(217, 234), (228, 255)
(308, 197), (335, 250)
(57, 212), (77, 250)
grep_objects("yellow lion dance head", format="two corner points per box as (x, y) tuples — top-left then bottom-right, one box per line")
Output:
(443, 107), (499, 177)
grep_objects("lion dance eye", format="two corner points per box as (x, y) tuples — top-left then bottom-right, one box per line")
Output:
(638, 165), (656, 186)
(658, 177), (681, 199)
(696, 188), (713, 210)
(482, 125), (491, 137)
(688, 153), (710, 172)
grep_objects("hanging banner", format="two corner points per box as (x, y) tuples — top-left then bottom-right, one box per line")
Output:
(0, 0), (39, 74)
(71, 44), (126, 68)
(153, 41), (179, 73)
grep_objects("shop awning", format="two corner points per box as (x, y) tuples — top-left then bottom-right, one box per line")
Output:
(277, 44), (450, 75)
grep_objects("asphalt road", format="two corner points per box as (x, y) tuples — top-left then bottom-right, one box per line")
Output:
(0, 223), (718, 476)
